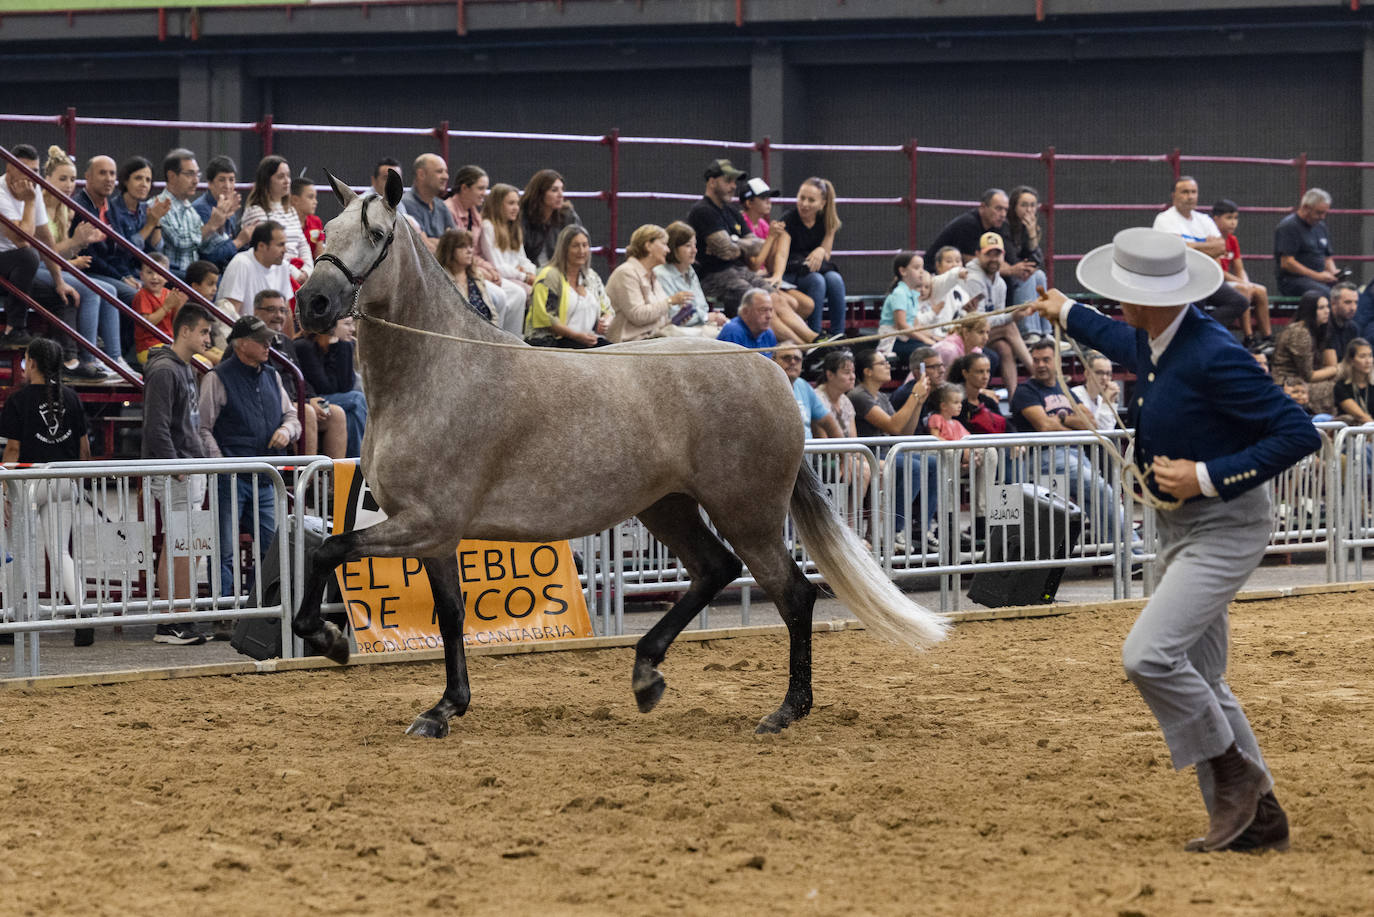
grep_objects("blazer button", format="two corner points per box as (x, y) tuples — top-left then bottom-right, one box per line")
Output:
(1148, 372), (1155, 382)
(1137, 397), (1143, 406)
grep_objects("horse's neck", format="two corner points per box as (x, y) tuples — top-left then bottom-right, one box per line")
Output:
(363, 225), (505, 344)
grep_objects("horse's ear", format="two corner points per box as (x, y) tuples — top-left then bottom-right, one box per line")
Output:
(325, 170), (358, 206)
(383, 168), (404, 211)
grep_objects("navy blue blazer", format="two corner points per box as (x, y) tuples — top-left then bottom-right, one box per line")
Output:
(1066, 303), (1321, 502)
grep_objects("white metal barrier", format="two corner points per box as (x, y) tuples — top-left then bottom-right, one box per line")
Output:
(1, 458), (295, 678)
(1, 421), (1362, 675)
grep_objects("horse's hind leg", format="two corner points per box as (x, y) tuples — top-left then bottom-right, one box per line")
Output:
(711, 515), (817, 734)
(631, 494), (742, 714)
(405, 553), (470, 739)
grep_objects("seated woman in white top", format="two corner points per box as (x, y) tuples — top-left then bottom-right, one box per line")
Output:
(240, 155), (313, 282)
(650, 221), (729, 337)
(481, 182), (538, 328)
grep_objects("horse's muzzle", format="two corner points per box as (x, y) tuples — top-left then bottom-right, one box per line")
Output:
(296, 281), (344, 334)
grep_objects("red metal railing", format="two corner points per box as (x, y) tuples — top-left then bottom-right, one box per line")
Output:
(3, 109), (1372, 290)
(0, 144), (309, 442)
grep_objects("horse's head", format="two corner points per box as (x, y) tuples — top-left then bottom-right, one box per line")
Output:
(296, 169), (405, 333)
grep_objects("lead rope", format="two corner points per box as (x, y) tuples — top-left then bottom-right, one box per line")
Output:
(1045, 296), (1181, 512)
(357, 301), (1029, 357)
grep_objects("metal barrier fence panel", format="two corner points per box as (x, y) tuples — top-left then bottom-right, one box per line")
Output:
(1332, 424), (1374, 581)
(1, 459), (292, 679)
(880, 432), (1136, 609)
(604, 442), (879, 633)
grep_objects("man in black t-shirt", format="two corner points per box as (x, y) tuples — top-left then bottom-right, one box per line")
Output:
(686, 159), (776, 317)
(923, 189), (1018, 277)
(1273, 188), (1340, 299)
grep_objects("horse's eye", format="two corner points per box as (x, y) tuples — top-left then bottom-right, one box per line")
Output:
(371, 229), (385, 243)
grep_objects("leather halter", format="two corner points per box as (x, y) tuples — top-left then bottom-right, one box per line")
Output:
(315, 193), (396, 316)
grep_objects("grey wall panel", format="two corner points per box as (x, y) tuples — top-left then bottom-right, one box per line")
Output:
(268, 68), (750, 259)
(799, 54), (1363, 295)
(0, 81), (179, 170)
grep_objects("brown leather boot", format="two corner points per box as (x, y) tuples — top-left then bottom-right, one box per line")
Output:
(1199, 743), (1268, 851)
(1186, 791), (1290, 853)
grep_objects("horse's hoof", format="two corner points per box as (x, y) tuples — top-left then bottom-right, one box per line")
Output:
(755, 712), (790, 734)
(755, 702), (809, 735)
(318, 622), (350, 665)
(632, 666), (666, 713)
(405, 712), (450, 739)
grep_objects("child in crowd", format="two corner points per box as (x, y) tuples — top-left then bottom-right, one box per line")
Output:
(184, 260), (224, 365)
(131, 253), (187, 366)
(926, 382), (971, 442)
(919, 247), (975, 341)
(879, 252), (937, 362)
(291, 178), (325, 261)
(1211, 199), (1273, 350)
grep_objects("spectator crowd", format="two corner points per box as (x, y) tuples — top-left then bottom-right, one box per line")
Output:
(0, 136), (1370, 642)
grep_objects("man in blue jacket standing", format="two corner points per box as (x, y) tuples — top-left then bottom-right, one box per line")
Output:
(1035, 228), (1320, 854)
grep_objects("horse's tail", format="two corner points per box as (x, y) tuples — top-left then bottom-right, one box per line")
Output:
(789, 461), (950, 649)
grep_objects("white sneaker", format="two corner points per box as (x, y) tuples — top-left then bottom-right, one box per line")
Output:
(107, 358), (141, 380)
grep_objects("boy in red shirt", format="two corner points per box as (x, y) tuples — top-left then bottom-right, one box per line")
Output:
(291, 177), (325, 261)
(132, 253), (187, 365)
(1212, 199), (1273, 349)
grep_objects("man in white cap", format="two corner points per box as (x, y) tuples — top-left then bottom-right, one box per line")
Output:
(1034, 227), (1320, 853)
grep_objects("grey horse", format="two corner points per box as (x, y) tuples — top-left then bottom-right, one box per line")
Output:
(291, 170), (948, 739)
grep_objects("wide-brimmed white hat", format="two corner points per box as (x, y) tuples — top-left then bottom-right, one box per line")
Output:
(1076, 227), (1223, 307)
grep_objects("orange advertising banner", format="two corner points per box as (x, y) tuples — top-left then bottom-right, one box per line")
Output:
(331, 461), (593, 655)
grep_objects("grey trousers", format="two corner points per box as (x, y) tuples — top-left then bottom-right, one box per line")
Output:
(1122, 485), (1274, 814)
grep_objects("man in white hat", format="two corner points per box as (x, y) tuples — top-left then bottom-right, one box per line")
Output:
(1034, 227), (1320, 853)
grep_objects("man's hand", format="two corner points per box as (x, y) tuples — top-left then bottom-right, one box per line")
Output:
(1104, 379), (1120, 403)
(268, 429), (291, 450)
(1033, 287), (1072, 325)
(54, 277), (80, 307)
(1316, 268), (1339, 284)
(73, 221), (106, 247)
(217, 189), (242, 214)
(9, 177), (35, 202)
(147, 196), (172, 223)
(1152, 456), (1202, 500)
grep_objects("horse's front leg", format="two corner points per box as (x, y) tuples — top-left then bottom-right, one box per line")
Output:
(292, 529), (361, 665)
(293, 512), (452, 666)
(405, 553), (470, 739)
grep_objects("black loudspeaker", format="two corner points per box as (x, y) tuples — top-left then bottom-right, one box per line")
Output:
(967, 483), (1083, 608)
(231, 519), (342, 660)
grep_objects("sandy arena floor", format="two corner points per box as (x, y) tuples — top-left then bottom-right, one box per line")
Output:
(2, 593), (1372, 916)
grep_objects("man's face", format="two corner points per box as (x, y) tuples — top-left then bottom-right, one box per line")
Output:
(921, 357), (945, 387)
(181, 319), (212, 355)
(1030, 346), (1057, 385)
(235, 336), (270, 367)
(5, 158), (38, 195)
(257, 228), (287, 266)
(85, 156), (118, 200)
(741, 295), (774, 334)
(208, 170), (236, 199)
(773, 347), (803, 381)
(977, 246), (1003, 275)
(1172, 179), (1199, 215)
(979, 193), (1008, 228)
(167, 158), (200, 199)
(1333, 289), (1358, 322)
(1299, 200), (1330, 224)
(256, 297), (290, 332)
(418, 156), (448, 197)
(708, 174), (737, 202)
